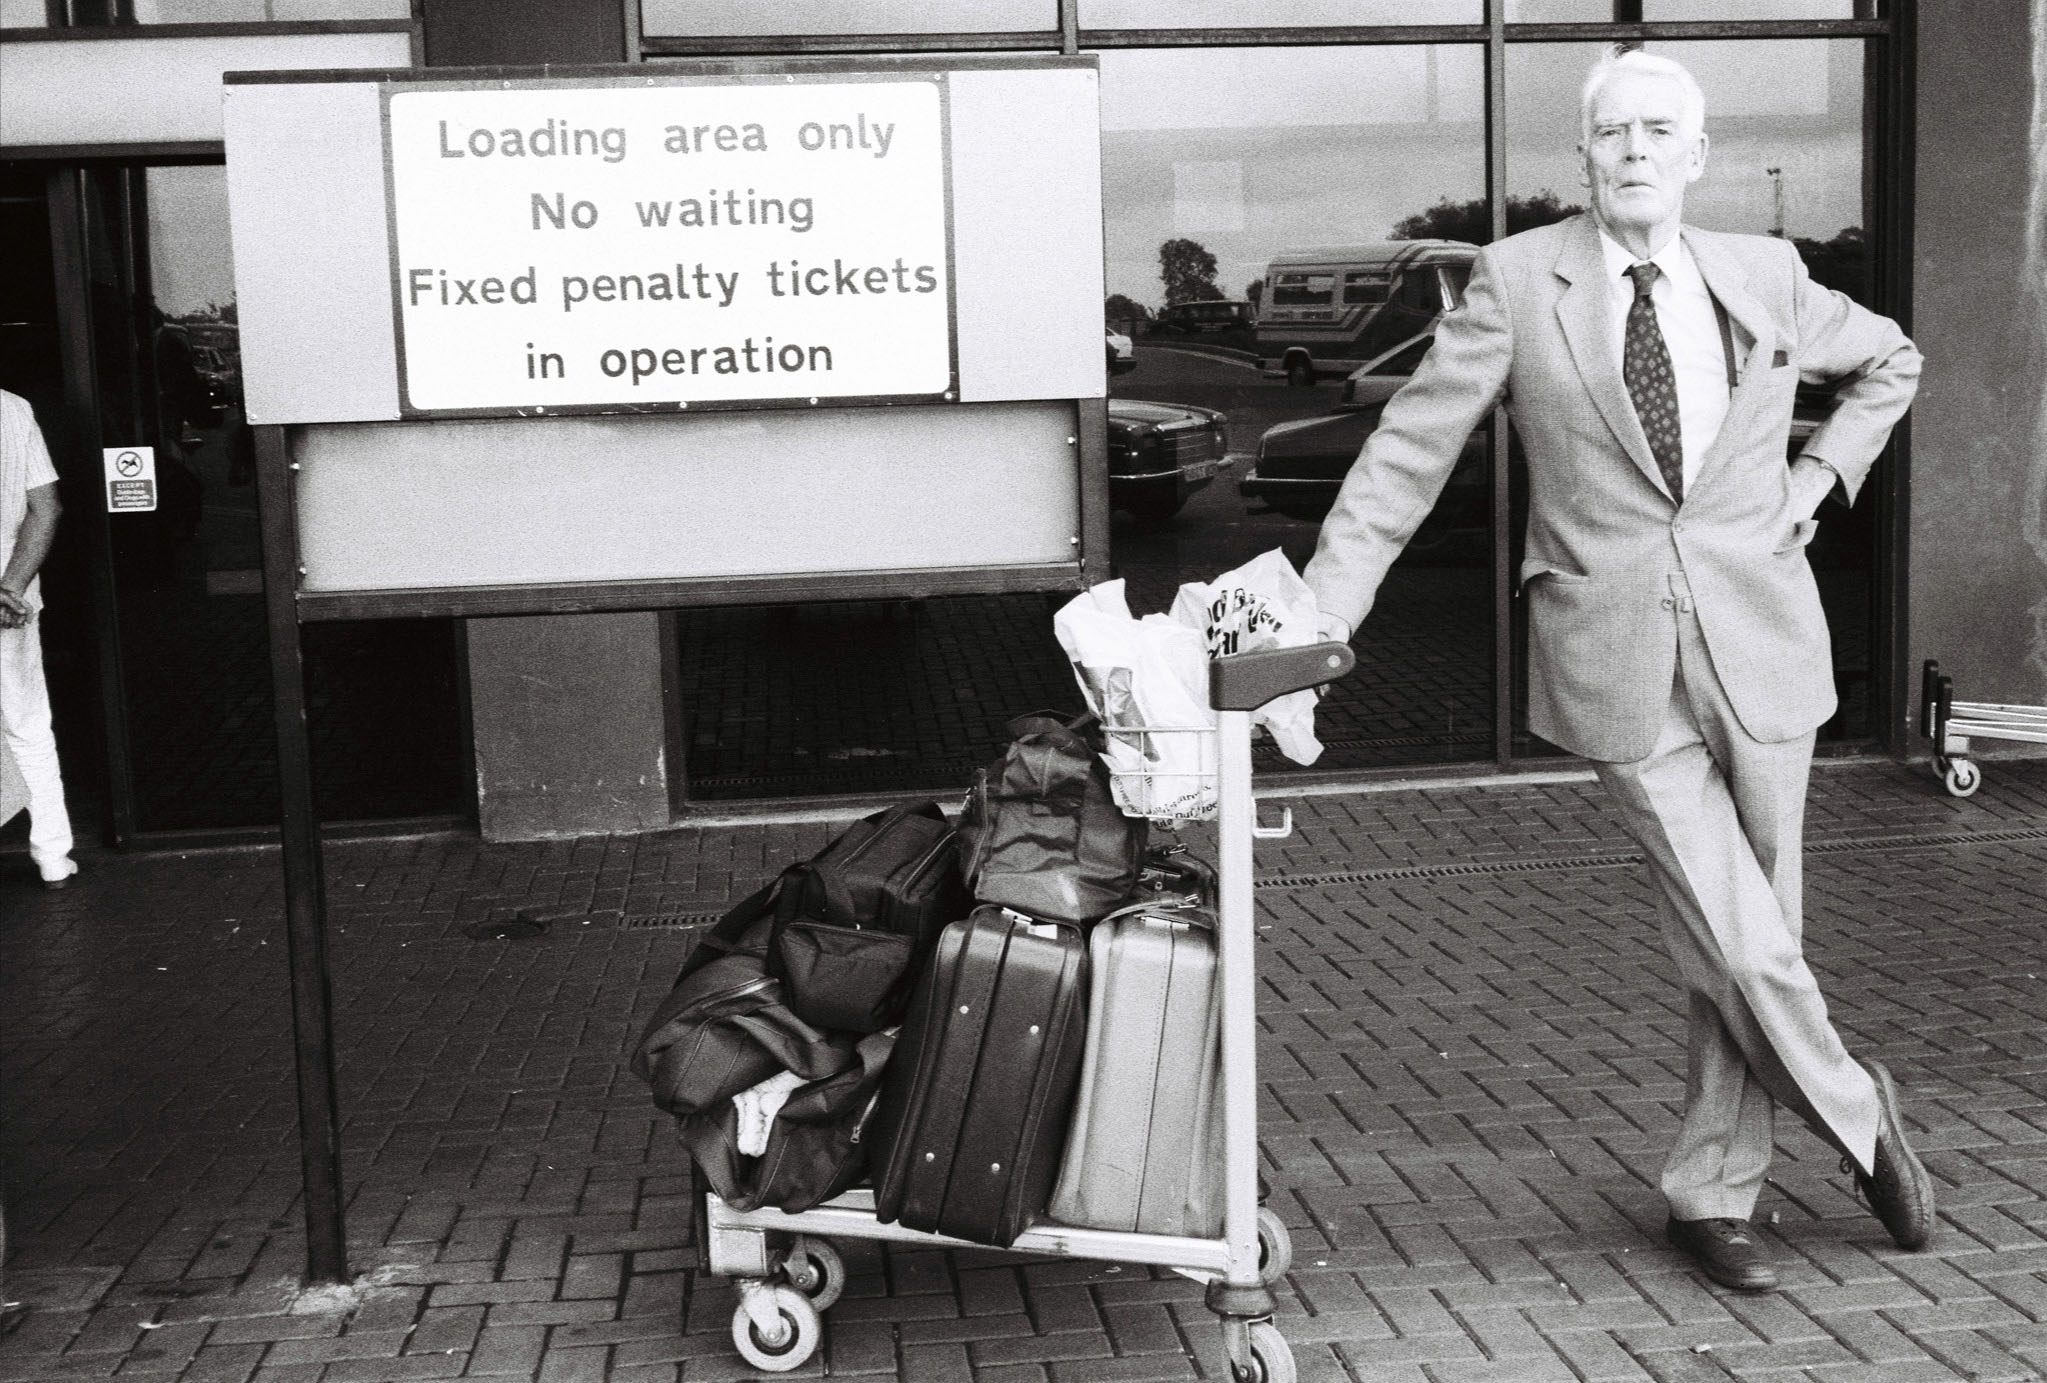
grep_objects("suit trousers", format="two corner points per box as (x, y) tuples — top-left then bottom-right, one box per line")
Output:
(0, 617), (74, 880)
(1592, 584), (1877, 1220)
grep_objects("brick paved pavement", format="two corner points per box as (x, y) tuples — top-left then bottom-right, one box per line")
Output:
(7, 758), (2047, 1382)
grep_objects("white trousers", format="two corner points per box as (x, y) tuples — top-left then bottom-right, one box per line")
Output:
(0, 616), (74, 879)
(1593, 600), (1877, 1221)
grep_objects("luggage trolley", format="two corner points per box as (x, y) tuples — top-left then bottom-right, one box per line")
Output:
(1921, 659), (2047, 798)
(701, 641), (1356, 1381)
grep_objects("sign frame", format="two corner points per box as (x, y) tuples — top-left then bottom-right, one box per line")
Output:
(232, 55), (1107, 1292)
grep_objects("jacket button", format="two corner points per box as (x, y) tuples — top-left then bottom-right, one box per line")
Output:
(1672, 520), (1685, 532)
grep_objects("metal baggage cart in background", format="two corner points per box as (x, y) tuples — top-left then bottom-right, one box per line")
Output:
(1921, 660), (2047, 798)
(700, 641), (1355, 1381)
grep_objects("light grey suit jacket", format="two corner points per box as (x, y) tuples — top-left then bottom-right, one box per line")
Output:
(1303, 213), (1921, 762)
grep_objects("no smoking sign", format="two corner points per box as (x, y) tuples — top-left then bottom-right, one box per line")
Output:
(102, 447), (158, 513)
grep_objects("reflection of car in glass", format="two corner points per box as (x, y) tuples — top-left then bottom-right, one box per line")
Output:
(1255, 240), (1474, 387)
(1107, 398), (1231, 521)
(1241, 339), (1834, 533)
(190, 343), (241, 405)
(1106, 331), (1138, 375)
(1153, 300), (1254, 336)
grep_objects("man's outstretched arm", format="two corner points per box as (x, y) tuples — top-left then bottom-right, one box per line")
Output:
(1304, 246), (1517, 638)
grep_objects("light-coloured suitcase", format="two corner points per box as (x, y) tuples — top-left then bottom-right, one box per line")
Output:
(1049, 903), (1224, 1237)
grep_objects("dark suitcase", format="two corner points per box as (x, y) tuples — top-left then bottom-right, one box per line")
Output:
(867, 904), (1090, 1246)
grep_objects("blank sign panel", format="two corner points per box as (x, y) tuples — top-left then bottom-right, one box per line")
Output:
(291, 401), (1081, 592)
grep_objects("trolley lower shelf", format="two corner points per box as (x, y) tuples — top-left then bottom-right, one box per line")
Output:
(1921, 659), (2047, 797)
(705, 1189), (1295, 1377)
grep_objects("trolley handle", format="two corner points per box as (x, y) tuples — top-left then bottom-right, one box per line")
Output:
(1208, 641), (1356, 712)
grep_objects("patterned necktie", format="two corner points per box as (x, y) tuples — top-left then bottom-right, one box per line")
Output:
(1623, 261), (1685, 503)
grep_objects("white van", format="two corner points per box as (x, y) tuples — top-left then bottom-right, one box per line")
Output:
(1255, 240), (1476, 386)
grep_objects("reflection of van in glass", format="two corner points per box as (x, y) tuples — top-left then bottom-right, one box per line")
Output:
(1152, 300), (1254, 336)
(1256, 240), (1475, 386)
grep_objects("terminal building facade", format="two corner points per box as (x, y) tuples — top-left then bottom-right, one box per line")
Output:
(0, 0), (2039, 845)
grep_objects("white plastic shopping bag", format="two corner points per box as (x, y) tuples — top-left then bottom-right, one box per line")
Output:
(1052, 581), (1218, 821)
(1170, 549), (1326, 765)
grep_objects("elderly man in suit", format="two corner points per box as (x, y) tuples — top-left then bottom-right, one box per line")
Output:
(1304, 47), (1931, 1291)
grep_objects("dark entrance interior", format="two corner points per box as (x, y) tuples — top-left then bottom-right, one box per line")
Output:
(0, 163), (468, 840)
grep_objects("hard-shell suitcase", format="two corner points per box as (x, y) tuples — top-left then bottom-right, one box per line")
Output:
(1049, 903), (1225, 1237)
(867, 904), (1089, 1246)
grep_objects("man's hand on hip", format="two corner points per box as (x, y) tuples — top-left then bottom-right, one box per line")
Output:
(1790, 456), (1840, 519)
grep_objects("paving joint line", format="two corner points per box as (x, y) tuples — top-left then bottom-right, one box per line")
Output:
(602, 824), (2047, 925)
(1254, 823), (2047, 891)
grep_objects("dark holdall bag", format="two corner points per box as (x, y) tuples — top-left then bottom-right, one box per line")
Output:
(677, 1028), (896, 1214)
(771, 800), (973, 1034)
(629, 884), (859, 1119)
(959, 713), (1148, 926)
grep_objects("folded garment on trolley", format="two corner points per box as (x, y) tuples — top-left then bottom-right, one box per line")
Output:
(676, 1028), (895, 1216)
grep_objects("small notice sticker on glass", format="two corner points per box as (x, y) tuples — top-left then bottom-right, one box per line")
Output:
(103, 448), (157, 513)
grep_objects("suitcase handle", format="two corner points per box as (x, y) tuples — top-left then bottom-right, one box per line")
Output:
(1096, 898), (1215, 930)
(1208, 641), (1355, 711)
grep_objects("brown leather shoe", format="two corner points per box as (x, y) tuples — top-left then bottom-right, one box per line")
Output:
(1665, 1216), (1778, 1292)
(1848, 1060), (1936, 1250)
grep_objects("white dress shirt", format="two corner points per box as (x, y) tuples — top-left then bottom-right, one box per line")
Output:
(1599, 229), (1732, 491)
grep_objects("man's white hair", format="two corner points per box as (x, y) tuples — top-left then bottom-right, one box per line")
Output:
(1580, 45), (1707, 142)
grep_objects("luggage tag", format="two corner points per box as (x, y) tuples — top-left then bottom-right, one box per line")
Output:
(999, 906), (1064, 940)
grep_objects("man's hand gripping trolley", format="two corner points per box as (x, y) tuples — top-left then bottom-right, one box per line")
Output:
(701, 641), (1355, 1381)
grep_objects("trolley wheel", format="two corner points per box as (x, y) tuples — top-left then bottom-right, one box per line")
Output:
(1256, 1207), (1293, 1287)
(730, 1284), (821, 1373)
(1244, 1321), (1297, 1383)
(781, 1235), (845, 1312)
(1943, 758), (1982, 798)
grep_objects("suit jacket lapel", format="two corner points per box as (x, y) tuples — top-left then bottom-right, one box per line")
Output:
(1552, 215), (1671, 500)
(1683, 227), (1780, 488)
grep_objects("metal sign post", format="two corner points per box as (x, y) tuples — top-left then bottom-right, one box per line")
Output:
(255, 424), (350, 1286)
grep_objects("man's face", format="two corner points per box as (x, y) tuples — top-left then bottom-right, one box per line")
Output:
(1580, 69), (1707, 240)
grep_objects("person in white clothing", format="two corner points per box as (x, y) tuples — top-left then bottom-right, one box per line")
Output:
(0, 388), (77, 889)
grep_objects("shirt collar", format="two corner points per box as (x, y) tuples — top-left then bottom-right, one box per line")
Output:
(1598, 225), (1697, 294)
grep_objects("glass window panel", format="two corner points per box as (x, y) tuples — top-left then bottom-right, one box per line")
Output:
(641, 0), (1049, 37)
(1081, 0), (1480, 27)
(63, 165), (464, 830)
(1100, 45), (1496, 772)
(1506, 39), (1877, 747)
(119, 0), (410, 18)
(1502, 0), (1619, 20)
(1646, 1), (1856, 17)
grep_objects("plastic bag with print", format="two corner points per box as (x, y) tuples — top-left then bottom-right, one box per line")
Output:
(1052, 581), (1218, 822)
(1169, 549), (1326, 765)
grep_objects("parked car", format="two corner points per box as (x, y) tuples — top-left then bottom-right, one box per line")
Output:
(1107, 398), (1233, 521)
(1107, 331), (1138, 375)
(1238, 333), (1461, 523)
